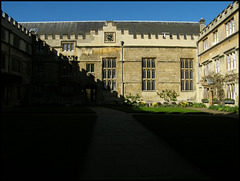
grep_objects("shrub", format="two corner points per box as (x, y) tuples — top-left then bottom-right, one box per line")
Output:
(209, 105), (239, 113)
(179, 102), (188, 107)
(152, 102), (158, 107)
(157, 89), (179, 102)
(193, 103), (207, 108)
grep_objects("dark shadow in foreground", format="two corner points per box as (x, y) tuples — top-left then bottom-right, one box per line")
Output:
(1, 112), (97, 180)
(133, 114), (239, 180)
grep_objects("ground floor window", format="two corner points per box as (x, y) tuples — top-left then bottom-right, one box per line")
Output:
(142, 58), (155, 91)
(181, 58), (193, 91)
(102, 58), (116, 90)
(227, 84), (235, 99)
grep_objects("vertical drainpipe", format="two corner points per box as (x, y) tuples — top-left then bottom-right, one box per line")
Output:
(121, 41), (124, 97)
(196, 41), (199, 84)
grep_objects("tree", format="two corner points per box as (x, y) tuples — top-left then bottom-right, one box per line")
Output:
(201, 71), (238, 105)
(157, 89), (179, 102)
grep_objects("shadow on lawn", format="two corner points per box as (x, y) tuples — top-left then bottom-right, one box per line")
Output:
(133, 114), (239, 180)
(1, 112), (97, 180)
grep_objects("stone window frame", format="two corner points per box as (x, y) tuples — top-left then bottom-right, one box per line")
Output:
(180, 58), (194, 91)
(142, 58), (156, 91)
(86, 63), (95, 73)
(62, 42), (74, 51)
(226, 17), (235, 37)
(102, 57), (117, 90)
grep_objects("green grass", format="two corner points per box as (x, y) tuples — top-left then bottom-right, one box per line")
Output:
(133, 114), (239, 180)
(108, 106), (204, 114)
(1, 112), (97, 180)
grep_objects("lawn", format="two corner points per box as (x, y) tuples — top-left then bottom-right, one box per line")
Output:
(108, 106), (204, 114)
(133, 114), (239, 180)
(1, 109), (97, 180)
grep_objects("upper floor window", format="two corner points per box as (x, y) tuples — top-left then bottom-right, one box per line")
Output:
(103, 58), (116, 90)
(203, 38), (208, 51)
(213, 30), (218, 44)
(226, 18), (235, 37)
(87, 64), (94, 73)
(227, 52), (236, 70)
(63, 43), (74, 51)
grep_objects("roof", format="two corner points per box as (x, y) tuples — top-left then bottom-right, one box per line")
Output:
(19, 21), (200, 35)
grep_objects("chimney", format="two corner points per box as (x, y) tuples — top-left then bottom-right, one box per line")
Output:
(200, 18), (206, 31)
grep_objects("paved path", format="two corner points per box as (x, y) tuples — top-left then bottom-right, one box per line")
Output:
(79, 106), (209, 180)
(186, 107), (239, 119)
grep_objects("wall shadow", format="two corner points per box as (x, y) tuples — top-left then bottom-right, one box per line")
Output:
(133, 114), (239, 180)
(1, 39), (124, 180)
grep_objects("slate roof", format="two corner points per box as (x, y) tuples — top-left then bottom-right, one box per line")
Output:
(19, 21), (200, 36)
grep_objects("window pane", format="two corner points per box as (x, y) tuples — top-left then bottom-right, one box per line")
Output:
(104, 80), (107, 89)
(181, 60), (184, 68)
(185, 70), (189, 79)
(147, 80), (151, 90)
(152, 80), (155, 90)
(91, 64), (94, 72)
(147, 70), (150, 78)
(181, 70), (184, 79)
(108, 69), (111, 78)
(152, 59), (155, 68)
(112, 69), (116, 78)
(142, 70), (146, 78)
(108, 80), (111, 89)
(112, 59), (116, 68)
(142, 80), (146, 90)
(142, 59), (146, 68)
(103, 70), (106, 78)
(87, 64), (90, 72)
(181, 81), (184, 91)
(190, 60), (193, 68)
(190, 80), (193, 90)
(103, 59), (106, 68)
(190, 70), (193, 79)
(67, 44), (70, 51)
(108, 59), (111, 68)
(147, 59), (150, 68)
(112, 81), (116, 90)
(185, 60), (188, 68)
(185, 81), (189, 90)
(63, 44), (67, 51)
(71, 43), (74, 51)
(152, 70), (155, 78)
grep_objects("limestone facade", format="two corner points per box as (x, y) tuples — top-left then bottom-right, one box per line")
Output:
(197, 1), (239, 106)
(1, 1), (239, 106)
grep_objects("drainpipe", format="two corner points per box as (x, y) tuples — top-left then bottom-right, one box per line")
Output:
(121, 41), (124, 97)
(196, 41), (199, 84)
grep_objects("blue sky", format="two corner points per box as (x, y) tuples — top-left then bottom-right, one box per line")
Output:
(1, 1), (232, 25)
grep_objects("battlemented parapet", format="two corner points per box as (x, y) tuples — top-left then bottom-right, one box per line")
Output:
(20, 20), (200, 48)
(199, 1), (239, 41)
(1, 11), (33, 43)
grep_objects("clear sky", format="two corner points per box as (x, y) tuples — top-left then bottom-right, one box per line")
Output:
(1, 1), (233, 25)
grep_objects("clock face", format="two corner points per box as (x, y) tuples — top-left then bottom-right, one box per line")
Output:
(105, 32), (115, 42)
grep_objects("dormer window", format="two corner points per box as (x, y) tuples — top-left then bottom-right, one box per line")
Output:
(62, 42), (74, 51)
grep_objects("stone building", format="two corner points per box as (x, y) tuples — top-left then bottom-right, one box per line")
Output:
(1, 12), (33, 107)
(1, 1), (239, 107)
(197, 1), (239, 106)
(20, 20), (201, 104)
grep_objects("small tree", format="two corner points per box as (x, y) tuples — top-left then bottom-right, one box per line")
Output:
(157, 89), (179, 102)
(201, 71), (238, 105)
